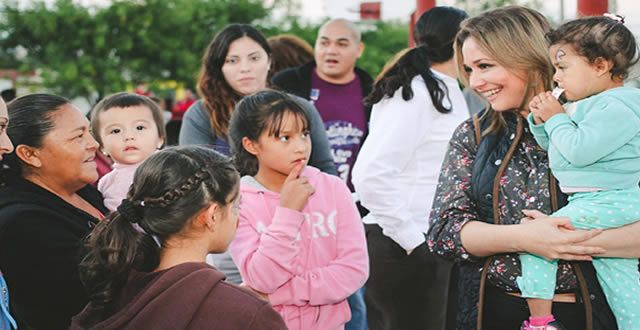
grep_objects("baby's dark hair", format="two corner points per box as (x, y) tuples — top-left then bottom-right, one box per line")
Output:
(229, 90), (311, 176)
(546, 15), (639, 80)
(90, 92), (167, 146)
(79, 146), (239, 310)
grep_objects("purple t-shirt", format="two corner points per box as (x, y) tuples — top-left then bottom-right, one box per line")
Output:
(311, 70), (367, 191)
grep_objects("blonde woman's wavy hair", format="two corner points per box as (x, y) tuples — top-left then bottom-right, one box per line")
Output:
(454, 6), (554, 135)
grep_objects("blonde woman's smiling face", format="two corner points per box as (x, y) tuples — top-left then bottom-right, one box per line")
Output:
(462, 37), (528, 111)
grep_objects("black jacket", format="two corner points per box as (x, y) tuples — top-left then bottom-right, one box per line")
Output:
(271, 61), (374, 126)
(0, 178), (106, 330)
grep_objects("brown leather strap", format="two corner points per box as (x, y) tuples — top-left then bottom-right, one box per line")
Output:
(506, 291), (576, 303)
(473, 113), (482, 144)
(549, 171), (559, 212)
(477, 116), (524, 330)
(574, 264), (593, 330)
(476, 259), (491, 330)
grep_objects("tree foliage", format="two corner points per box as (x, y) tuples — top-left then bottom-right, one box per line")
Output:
(0, 0), (407, 100)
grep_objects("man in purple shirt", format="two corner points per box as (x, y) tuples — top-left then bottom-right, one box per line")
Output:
(271, 18), (373, 330)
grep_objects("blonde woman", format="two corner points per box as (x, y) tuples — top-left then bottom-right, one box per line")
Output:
(427, 6), (640, 330)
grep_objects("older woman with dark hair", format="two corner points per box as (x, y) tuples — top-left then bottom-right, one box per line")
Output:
(0, 97), (16, 330)
(0, 94), (107, 330)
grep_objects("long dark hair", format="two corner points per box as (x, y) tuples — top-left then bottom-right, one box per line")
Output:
(365, 7), (468, 113)
(2, 94), (69, 184)
(229, 90), (311, 176)
(197, 24), (272, 138)
(79, 146), (239, 310)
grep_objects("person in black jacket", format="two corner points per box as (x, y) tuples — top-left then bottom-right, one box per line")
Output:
(0, 94), (108, 330)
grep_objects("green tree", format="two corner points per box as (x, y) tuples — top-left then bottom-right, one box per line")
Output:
(0, 0), (270, 100)
(1, 0), (407, 100)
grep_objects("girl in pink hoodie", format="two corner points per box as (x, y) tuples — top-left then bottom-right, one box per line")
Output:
(228, 90), (369, 330)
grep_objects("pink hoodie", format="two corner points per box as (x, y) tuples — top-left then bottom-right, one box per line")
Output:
(229, 166), (369, 330)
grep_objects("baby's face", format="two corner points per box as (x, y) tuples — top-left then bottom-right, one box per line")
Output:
(98, 105), (163, 165)
(550, 43), (602, 101)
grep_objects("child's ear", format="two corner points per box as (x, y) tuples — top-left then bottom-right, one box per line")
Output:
(242, 137), (259, 156)
(593, 57), (614, 77)
(15, 145), (42, 168)
(195, 203), (219, 232)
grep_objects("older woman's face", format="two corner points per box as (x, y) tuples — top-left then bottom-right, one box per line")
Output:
(462, 37), (528, 112)
(35, 103), (99, 187)
(0, 99), (14, 160)
(221, 36), (270, 96)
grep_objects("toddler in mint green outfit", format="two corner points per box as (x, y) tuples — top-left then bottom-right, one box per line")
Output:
(520, 15), (640, 330)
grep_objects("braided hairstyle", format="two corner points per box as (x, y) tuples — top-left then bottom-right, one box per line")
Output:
(79, 145), (239, 310)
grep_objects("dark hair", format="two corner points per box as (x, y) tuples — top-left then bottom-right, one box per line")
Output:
(2, 94), (70, 183)
(365, 7), (468, 111)
(0, 89), (16, 102)
(229, 90), (311, 176)
(546, 16), (638, 80)
(80, 146), (239, 310)
(267, 34), (314, 81)
(197, 24), (272, 138)
(90, 92), (167, 146)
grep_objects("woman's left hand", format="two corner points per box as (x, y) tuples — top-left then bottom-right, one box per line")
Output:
(517, 209), (606, 261)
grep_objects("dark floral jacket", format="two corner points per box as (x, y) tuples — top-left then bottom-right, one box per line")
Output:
(427, 112), (615, 330)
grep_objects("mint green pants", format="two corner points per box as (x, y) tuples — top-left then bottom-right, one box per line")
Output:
(517, 189), (640, 329)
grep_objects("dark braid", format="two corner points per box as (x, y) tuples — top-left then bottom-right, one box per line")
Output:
(80, 146), (239, 310)
(141, 168), (211, 208)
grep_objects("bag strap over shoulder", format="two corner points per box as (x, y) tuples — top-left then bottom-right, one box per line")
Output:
(472, 113), (482, 145)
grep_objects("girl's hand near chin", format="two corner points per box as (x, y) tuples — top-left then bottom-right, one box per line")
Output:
(279, 162), (314, 211)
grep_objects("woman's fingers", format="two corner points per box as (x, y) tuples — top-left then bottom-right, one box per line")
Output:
(522, 209), (547, 219)
(558, 253), (593, 261)
(563, 244), (606, 256)
(550, 216), (576, 230)
(564, 228), (602, 243)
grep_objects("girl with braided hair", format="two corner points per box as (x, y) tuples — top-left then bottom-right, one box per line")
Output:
(228, 90), (368, 330)
(71, 146), (286, 329)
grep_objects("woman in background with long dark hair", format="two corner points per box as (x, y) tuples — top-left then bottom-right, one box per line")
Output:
(0, 94), (107, 330)
(352, 7), (469, 330)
